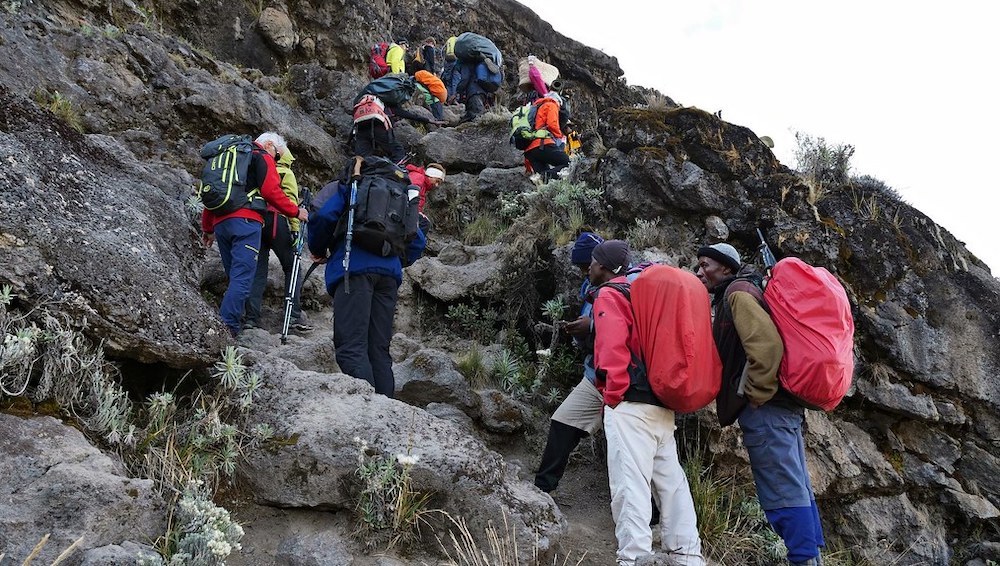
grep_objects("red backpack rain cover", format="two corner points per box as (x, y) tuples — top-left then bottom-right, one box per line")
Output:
(764, 257), (855, 411)
(369, 42), (390, 79)
(631, 265), (722, 413)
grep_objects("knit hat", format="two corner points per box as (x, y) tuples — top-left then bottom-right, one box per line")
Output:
(570, 232), (604, 266)
(697, 243), (742, 273)
(592, 239), (630, 275)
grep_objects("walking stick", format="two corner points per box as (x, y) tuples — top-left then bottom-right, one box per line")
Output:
(343, 157), (364, 294)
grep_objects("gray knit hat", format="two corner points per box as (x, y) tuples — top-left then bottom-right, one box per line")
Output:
(697, 243), (742, 272)
(592, 239), (630, 275)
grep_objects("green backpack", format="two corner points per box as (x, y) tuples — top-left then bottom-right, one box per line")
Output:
(198, 134), (264, 215)
(509, 102), (548, 150)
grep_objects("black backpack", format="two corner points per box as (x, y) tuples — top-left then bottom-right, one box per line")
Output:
(355, 74), (416, 108)
(198, 134), (264, 215)
(315, 156), (419, 257)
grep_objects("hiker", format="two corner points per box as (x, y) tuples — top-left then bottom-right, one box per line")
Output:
(441, 35), (461, 104)
(407, 37), (437, 74)
(386, 39), (408, 74)
(454, 60), (491, 122)
(201, 132), (308, 338)
(523, 91), (570, 181)
(534, 232), (605, 493)
(352, 76), (443, 163)
(591, 240), (705, 566)
(404, 162), (446, 233)
(413, 69), (448, 122)
(244, 138), (312, 333)
(695, 243), (825, 566)
(307, 162), (426, 398)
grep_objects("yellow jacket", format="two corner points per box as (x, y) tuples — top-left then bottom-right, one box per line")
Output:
(386, 43), (406, 74)
(276, 149), (301, 232)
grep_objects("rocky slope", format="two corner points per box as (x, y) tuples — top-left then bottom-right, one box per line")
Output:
(1, 1), (999, 565)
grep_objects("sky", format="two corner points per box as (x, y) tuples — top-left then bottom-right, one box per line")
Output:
(518, 0), (1000, 274)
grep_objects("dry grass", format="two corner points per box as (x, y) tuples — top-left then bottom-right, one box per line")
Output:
(431, 510), (586, 566)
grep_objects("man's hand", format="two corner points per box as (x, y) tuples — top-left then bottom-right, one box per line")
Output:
(311, 254), (328, 264)
(297, 207), (309, 222)
(202, 233), (215, 248)
(563, 316), (592, 336)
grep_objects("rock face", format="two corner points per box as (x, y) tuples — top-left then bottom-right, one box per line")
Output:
(0, 414), (166, 563)
(237, 352), (565, 563)
(0, 0), (999, 564)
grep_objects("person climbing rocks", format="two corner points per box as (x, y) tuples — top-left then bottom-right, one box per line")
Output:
(523, 91), (570, 181)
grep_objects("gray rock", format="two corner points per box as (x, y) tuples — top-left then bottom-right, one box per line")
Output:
(418, 123), (524, 171)
(394, 349), (477, 413)
(0, 415), (166, 564)
(425, 402), (477, 433)
(275, 531), (354, 566)
(237, 354), (565, 562)
(476, 389), (529, 434)
(704, 215), (730, 240)
(406, 243), (503, 302)
(837, 495), (950, 565)
(80, 541), (163, 565)
(477, 167), (536, 196)
(258, 8), (298, 52)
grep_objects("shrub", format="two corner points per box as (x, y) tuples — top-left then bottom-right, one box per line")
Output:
(352, 437), (430, 550)
(435, 509), (586, 566)
(164, 481), (244, 565)
(456, 344), (491, 388)
(446, 303), (499, 344)
(793, 132), (854, 203)
(0, 295), (265, 564)
(626, 217), (664, 249)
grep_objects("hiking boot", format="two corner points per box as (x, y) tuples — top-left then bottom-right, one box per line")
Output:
(243, 319), (261, 330)
(291, 318), (313, 332)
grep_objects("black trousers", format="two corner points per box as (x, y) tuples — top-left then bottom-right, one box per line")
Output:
(245, 210), (302, 324)
(534, 419), (588, 492)
(333, 272), (398, 397)
(525, 144), (570, 180)
(353, 120), (405, 163)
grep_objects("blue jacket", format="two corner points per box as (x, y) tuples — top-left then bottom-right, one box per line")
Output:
(457, 62), (492, 97)
(308, 181), (426, 294)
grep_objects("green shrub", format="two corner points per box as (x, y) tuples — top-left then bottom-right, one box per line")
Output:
(353, 437), (430, 550)
(626, 217), (664, 249)
(446, 303), (499, 344)
(793, 132), (854, 203)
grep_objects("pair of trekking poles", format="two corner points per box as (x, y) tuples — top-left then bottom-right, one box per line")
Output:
(280, 187), (312, 345)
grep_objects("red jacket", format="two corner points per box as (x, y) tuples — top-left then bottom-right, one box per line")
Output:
(525, 97), (563, 153)
(405, 164), (434, 213)
(592, 276), (640, 407)
(201, 144), (299, 233)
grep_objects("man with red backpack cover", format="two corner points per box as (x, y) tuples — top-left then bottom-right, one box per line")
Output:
(696, 243), (825, 566)
(590, 240), (705, 566)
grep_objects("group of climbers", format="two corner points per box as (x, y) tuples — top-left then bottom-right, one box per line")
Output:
(194, 26), (838, 566)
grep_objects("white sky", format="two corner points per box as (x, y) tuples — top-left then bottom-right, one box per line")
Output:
(519, 0), (999, 274)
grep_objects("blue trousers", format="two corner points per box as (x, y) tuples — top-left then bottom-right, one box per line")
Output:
(739, 403), (825, 563)
(333, 273), (398, 396)
(214, 217), (261, 335)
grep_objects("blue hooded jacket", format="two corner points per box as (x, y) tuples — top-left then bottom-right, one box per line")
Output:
(308, 181), (426, 295)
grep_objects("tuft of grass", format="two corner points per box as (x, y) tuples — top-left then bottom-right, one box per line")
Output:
(433, 509), (586, 566)
(456, 344), (491, 388)
(462, 213), (504, 245)
(626, 217), (664, 250)
(352, 433), (431, 551)
(33, 90), (85, 133)
(793, 131), (854, 205)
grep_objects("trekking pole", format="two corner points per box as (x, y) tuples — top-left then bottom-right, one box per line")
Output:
(756, 227), (777, 278)
(396, 151), (415, 167)
(281, 188), (312, 345)
(343, 157), (364, 294)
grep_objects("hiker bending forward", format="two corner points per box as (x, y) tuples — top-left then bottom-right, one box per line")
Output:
(696, 243), (825, 566)
(307, 181), (426, 397)
(523, 91), (570, 181)
(590, 240), (705, 566)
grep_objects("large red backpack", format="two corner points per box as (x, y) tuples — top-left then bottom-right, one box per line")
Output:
(764, 257), (854, 410)
(630, 265), (722, 413)
(369, 42), (390, 79)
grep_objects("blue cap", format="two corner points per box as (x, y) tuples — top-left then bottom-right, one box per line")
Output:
(571, 232), (604, 266)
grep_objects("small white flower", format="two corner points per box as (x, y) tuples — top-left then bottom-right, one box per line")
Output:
(536, 348), (552, 358)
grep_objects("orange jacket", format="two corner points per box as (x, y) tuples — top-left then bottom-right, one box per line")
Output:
(525, 97), (563, 152)
(414, 70), (447, 103)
